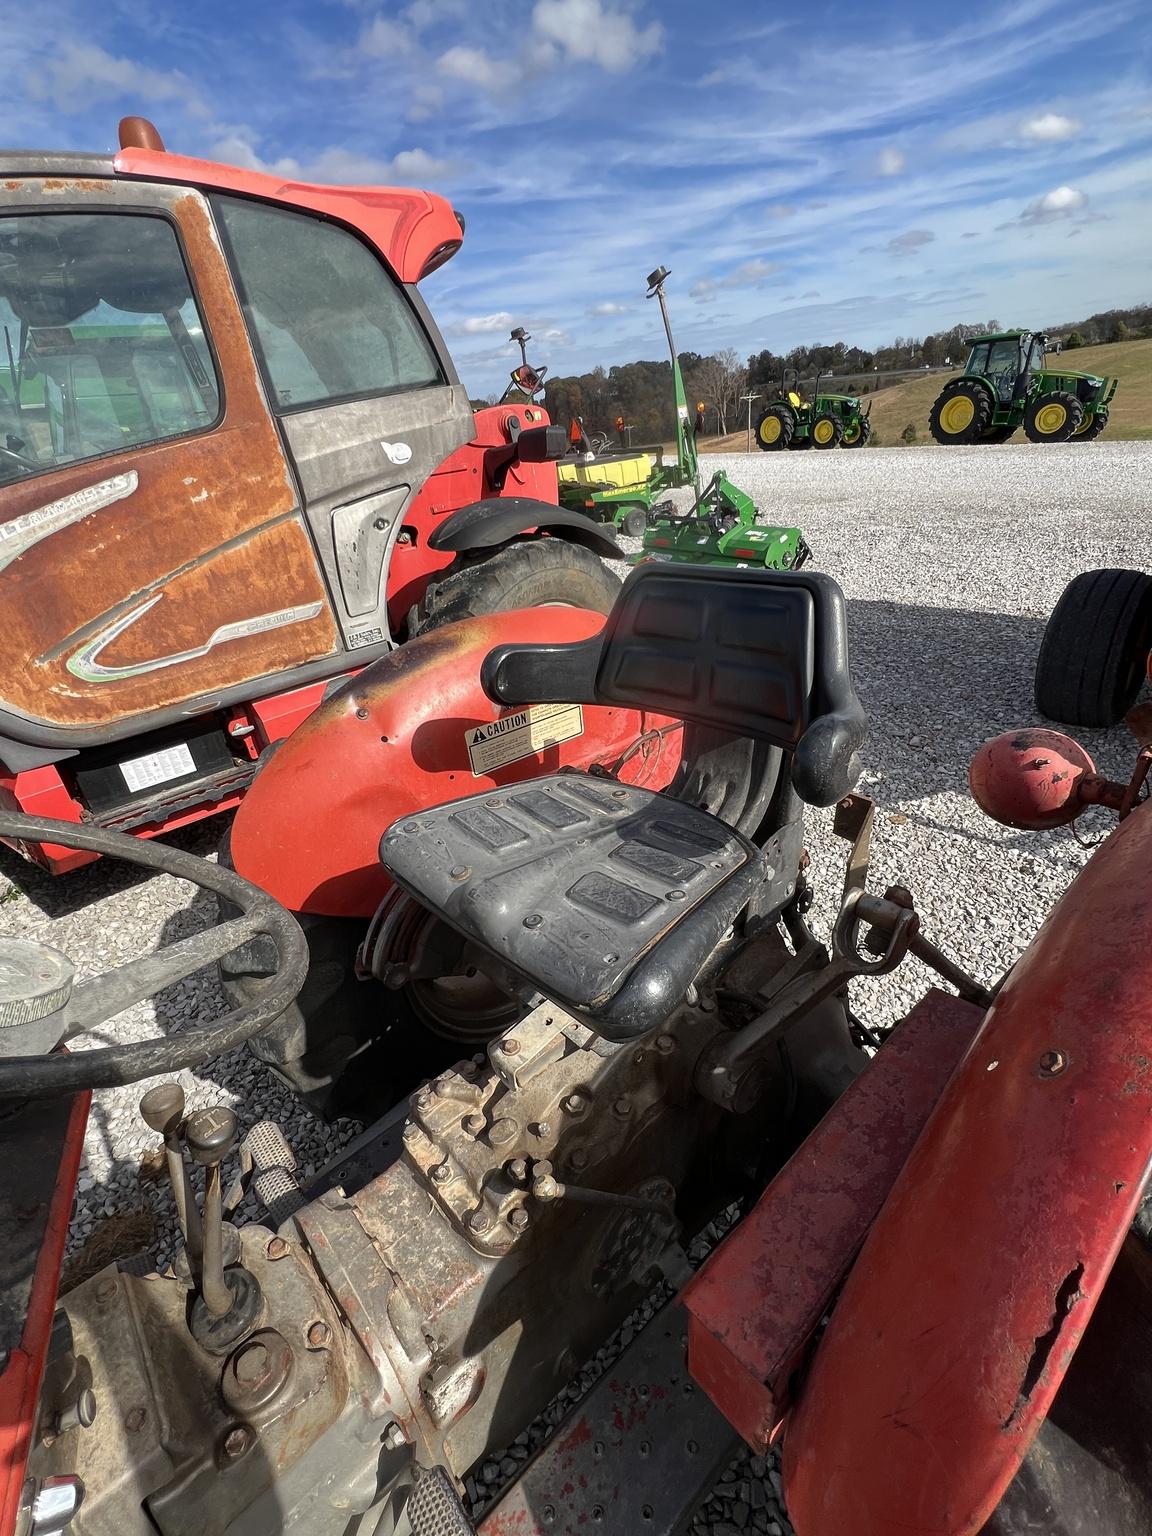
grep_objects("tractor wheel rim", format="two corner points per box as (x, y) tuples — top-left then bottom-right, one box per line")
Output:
(760, 417), (781, 444)
(940, 395), (975, 434)
(814, 421), (834, 444)
(843, 424), (860, 443)
(1035, 402), (1068, 434)
(1073, 411), (1095, 436)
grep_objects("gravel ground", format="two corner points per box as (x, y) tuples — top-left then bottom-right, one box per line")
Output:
(1, 437), (1148, 1530)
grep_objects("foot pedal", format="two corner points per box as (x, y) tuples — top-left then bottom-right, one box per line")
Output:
(242, 1121), (304, 1227)
(408, 1467), (475, 1536)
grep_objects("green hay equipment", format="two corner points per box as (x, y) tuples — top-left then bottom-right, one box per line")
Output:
(546, 267), (807, 571)
(928, 330), (1118, 445)
(754, 368), (872, 451)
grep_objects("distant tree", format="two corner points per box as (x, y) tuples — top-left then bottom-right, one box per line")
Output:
(1064, 331), (1085, 349)
(1109, 319), (1130, 344)
(901, 422), (917, 444)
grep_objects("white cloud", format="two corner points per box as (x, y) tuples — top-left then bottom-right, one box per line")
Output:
(209, 133), (456, 184)
(1019, 111), (1081, 142)
(765, 204), (795, 221)
(436, 44), (521, 92)
(1019, 184), (1089, 222)
(533, 0), (664, 73)
(542, 327), (572, 344)
(588, 301), (630, 315)
(873, 147), (906, 176)
(447, 312), (516, 336)
(435, 0), (662, 95)
(691, 257), (779, 298)
(885, 228), (935, 255)
(29, 41), (206, 116)
(359, 16), (416, 56)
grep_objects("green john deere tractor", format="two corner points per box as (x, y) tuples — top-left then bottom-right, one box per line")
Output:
(755, 368), (872, 451)
(928, 330), (1117, 446)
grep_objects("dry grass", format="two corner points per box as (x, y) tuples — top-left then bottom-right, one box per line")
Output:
(694, 337), (1151, 452)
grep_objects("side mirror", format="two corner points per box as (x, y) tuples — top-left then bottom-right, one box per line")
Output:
(515, 424), (568, 463)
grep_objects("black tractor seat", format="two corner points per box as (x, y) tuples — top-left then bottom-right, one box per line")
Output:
(380, 565), (865, 1042)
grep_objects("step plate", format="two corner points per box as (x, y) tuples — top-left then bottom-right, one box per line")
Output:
(477, 1306), (737, 1535)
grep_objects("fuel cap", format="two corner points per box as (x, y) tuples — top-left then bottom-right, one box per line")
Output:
(0, 938), (74, 1055)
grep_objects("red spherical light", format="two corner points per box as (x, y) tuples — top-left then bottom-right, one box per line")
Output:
(969, 729), (1096, 830)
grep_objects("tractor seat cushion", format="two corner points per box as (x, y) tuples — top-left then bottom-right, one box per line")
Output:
(380, 774), (765, 1042)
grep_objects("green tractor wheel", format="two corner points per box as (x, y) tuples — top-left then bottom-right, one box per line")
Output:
(755, 405), (795, 451)
(1023, 390), (1083, 444)
(929, 380), (993, 445)
(810, 412), (844, 450)
(841, 417), (871, 448)
(1070, 408), (1108, 443)
(619, 504), (649, 537)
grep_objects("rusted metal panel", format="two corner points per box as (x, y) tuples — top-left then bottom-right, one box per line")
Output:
(682, 989), (985, 1450)
(0, 181), (338, 738)
(228, 606), (686, 917)
(783, 799), (1152, 1536)
(478, 1307), (737, 1536)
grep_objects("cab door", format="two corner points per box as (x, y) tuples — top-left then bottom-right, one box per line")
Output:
(211, 195), (476, 653)
(0, 177), (340, 742)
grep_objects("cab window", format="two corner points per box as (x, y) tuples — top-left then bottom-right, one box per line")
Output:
(213, 196), (444, 412)
(0, 213), (219, 487)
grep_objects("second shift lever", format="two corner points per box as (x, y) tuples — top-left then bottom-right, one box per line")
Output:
(185, 1105), (238, 1319)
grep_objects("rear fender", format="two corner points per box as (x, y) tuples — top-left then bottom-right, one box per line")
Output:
(783, 797), (1152, 1536)
(229, 606), (683, 916)
(428, 498), (623, 559)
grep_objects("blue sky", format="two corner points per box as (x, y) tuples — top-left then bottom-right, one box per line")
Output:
(7, 0), (1151, 394)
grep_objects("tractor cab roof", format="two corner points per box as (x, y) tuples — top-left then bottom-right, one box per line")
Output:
(0, 118), (465, 285)
(963, 329), (1045, 346)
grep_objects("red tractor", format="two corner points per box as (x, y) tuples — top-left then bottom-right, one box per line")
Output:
(0, 561), (1149, 1536)
(0, 117), (619, 874)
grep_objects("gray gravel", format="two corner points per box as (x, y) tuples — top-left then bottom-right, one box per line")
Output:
(1, 437), (1147, 1529)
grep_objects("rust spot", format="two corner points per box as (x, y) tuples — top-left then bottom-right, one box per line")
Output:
(1003, 1263), (1084, 1429)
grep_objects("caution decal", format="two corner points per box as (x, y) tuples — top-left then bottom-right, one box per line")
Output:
(466, 703), (584, 776)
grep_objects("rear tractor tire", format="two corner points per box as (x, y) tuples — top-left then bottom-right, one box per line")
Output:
(811, 413), (844, 450)
(1035, 568), (1152, 727)
(841, 417), (871, 448)
(1023, 390), (1083, 444)
(928, 380), (993, 445)
(755, 405), (795, 451)
(1070, 408), (1108, 443)
(412, 536), (620, 635)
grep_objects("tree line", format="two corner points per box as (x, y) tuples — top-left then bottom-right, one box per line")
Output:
(527, 302), (1150, 441)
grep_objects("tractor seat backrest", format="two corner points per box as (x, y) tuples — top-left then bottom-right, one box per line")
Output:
(481, 564), (865, 807)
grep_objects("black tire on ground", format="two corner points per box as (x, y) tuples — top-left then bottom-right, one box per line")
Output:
(980, 425), (1017, 443)
(1070, 408), (1109, 443)
(412, 536), (621, 635)
(755, 404), (795, 451)
(621, 504), (648, 538)
(928, 379), (994, 445)
(1023, 390), (1084, 444)
(789, 433), (813, 450)
(1035, 568), (1152, 727)
(810, 412), (844, 449)
(841, 417), (871, 448)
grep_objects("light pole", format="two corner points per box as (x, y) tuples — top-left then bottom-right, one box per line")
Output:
(742, 392), (761, 452)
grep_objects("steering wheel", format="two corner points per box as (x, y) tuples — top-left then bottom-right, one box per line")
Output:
(0, 812), (306, 1099)
(0, 443), (39, 474)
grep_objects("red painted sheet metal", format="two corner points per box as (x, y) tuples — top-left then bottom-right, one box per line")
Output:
(230, 607), (684, 917)
(113, 148), (461, 284)
(784, 799), (1152, 1536)
(0, 1092), (89, 1536)
(682, 990), (985, 1450)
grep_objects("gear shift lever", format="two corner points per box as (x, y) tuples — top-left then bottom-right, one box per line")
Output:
(185, 1105), (238, 1319)
(139, 1082), (202, 1265)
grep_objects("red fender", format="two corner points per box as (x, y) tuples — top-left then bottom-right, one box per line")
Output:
(783, 799), (1152, 1535)
(229, 608), (684, 916)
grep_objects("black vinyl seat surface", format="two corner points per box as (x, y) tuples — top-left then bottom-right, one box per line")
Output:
(380, 773), (764, 1041)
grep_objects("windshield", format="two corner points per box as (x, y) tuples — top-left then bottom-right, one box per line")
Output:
(0, 212), (219, 487)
